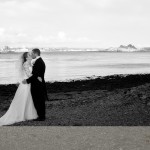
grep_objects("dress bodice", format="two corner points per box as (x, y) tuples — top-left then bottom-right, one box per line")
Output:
(23, 61), (32, 78)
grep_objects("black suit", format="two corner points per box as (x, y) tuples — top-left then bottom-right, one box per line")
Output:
(26, 57), (47, 119)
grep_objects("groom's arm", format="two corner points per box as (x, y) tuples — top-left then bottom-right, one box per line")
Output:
(26, 62), (41, 84)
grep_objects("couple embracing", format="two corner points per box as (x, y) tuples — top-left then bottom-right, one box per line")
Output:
(0, 48), (47, 126)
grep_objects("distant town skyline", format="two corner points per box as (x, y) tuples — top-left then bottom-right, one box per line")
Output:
(0, 0), (149, 48)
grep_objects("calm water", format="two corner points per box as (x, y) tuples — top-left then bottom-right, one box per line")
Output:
(0, 51), (150, 84)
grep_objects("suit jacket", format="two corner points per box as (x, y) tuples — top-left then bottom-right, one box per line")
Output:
(26, 57), (45, 84)
(26, 57), (48, 100)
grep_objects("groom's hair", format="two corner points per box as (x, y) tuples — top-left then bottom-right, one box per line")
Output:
(32, 48), (41, 56)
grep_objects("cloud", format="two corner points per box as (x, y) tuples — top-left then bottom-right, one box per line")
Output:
(0, 0), (47, 17)
(17, 33), (27, 37)
(0, 27), (98, 47)
(0, 0), (149, 47)
(0, 28), (5, 36)
(0, 26), (30, 46)
(33, 35), (51, 43)
(0, 0), (36, 3)
(58, 31), (67, 41)
(32, 31), (100, 47)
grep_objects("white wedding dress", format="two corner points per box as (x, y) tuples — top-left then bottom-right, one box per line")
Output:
(0, 61), (38, 126)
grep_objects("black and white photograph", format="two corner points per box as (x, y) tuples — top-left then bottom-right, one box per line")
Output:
(0, 0), (150, 149)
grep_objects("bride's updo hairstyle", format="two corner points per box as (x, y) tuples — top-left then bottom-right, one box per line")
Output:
(22, 52), (28, 65)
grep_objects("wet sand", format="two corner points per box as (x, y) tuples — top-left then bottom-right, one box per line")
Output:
(1, 74), (150, 126)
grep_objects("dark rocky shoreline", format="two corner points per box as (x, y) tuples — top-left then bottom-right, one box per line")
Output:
(46, 74), (150, 93)
(1, 74), (150, 126)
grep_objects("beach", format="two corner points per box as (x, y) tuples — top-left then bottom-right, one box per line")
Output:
(0, 73), (150, 126)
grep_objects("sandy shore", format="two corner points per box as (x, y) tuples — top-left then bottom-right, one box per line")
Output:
(1, 74), (150, 126)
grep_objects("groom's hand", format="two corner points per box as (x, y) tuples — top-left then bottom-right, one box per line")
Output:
(16, 82), (20, 87)
(22, 79), (27, 84)
(37, 77), (42, 82)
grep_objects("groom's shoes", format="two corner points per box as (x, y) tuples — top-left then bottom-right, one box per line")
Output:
(33, 117), (45, 121)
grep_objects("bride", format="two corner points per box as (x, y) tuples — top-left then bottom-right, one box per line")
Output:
(0, 52), (41, 126)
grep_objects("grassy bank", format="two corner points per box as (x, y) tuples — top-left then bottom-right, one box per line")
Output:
(0, 74), (150, 126)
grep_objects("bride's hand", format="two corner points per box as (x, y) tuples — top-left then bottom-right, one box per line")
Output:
(37, 77), (42, 82)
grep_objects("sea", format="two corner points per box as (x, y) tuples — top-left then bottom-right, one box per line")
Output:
(0, 51), (150, 84)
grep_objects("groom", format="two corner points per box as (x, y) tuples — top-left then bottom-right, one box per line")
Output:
(22, 48), (47, 121)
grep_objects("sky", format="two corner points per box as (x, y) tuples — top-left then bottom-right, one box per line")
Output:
(0, 0), (149, 48)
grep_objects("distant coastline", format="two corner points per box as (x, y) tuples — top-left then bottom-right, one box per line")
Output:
(1, 49), (150, 53)
(0, 44), (150, 53)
